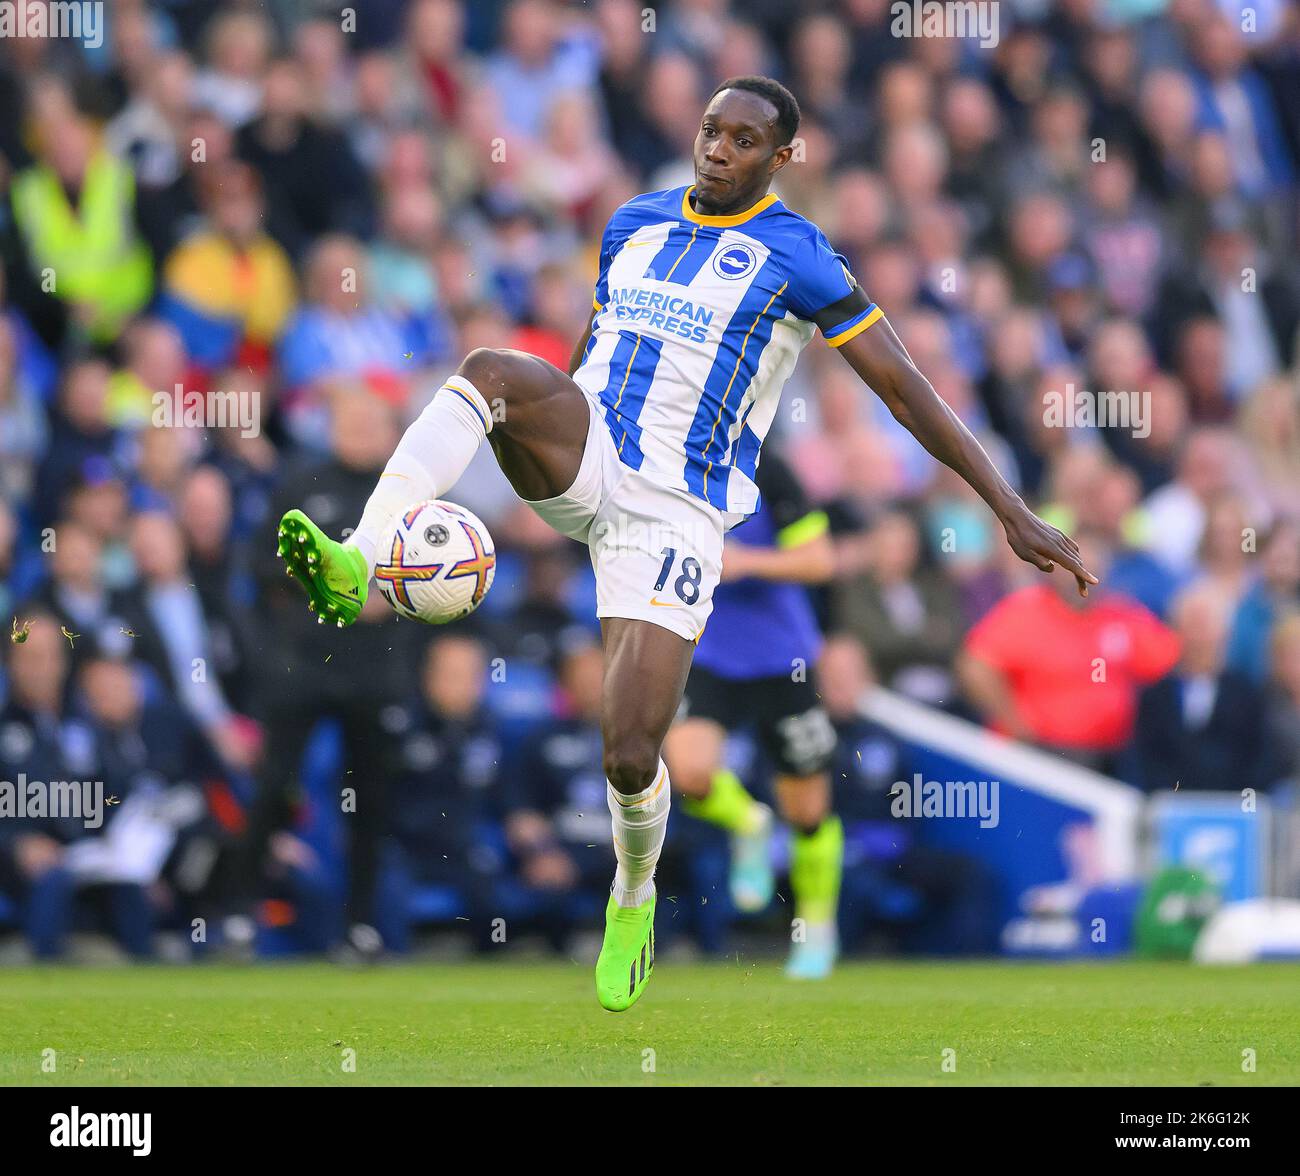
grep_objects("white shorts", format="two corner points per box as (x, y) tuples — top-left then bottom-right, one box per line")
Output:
(525, 394), (724, 643)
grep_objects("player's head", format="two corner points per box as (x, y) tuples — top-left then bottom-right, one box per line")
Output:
(693, 76), (800, 215)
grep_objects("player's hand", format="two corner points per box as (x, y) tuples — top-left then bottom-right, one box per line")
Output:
(1000, 505), (1098, 597)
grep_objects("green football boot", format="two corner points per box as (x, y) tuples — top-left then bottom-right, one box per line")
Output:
(276, 509), (369, 627)
(595, 892), (656, 1012)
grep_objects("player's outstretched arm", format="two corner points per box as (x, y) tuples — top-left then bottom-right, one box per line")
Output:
(836, 316), (1098, 596)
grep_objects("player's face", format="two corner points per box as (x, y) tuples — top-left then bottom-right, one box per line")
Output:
(692, 89), (792, 215)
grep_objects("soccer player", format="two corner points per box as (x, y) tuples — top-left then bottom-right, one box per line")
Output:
(275, 77), (1095, 1011)
(663, 450), (842, 979)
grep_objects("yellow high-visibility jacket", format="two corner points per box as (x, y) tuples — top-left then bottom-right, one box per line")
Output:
(10, 148), (153, 342)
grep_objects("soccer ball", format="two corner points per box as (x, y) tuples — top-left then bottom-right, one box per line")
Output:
(373, 500), (497, 624)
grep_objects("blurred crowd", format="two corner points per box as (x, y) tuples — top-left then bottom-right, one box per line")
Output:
(0, 0), (1298, 961)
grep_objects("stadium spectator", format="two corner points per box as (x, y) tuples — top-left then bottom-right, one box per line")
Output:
(1263, 614), (1300, 786)
(1141, 427), (1241, 575)
(33, 361), (121, 529)
(819, 634), (997, 954)
(1188, 10), (1294, 198)
(107, 318), (187, 431)
(7, 90), (153, 347)
(73, 655), (221, 956)
(378, 635), (505, 954)
(504, 640), (611, 944)
(1227, 520), (1300, 685)
(831, 507), (964, 705)
(235, 57), (373, 259)
(521, 91), (620, 223)
(487, 541), (593, 672)
(958, 535), (1181, 771)
(1135, 585), (1271, 793)
(292, 17), (355, 128)
(24, 518), (136, 676)
(157, 160), (298, 379)
(483, 0), (599, 142)
(277, 236), (442, 449)
(177, 465), (257, 714)
(594, 0), (660, 172)
(192, 9), (273, 131)
(506, 261), (589, 374)
(0, 617), (110, 958)
(240, 393), (405, 953)
(402, 0), (472, 128)
(126, 510), (255, 763)
(1084, 462), (1180, 620)
(1081, 149), (1163, 320)
(1238, 375), (1300, 517)
(367, 184), (446, 327)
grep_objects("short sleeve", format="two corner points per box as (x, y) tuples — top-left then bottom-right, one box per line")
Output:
(787, 228), (882, 348)
(592, 210), (627, 311)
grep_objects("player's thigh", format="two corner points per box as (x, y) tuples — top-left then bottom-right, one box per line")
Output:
(599, 616), (696, 794)
(589, 469), (725, 793)
(588, 473), (724, 644)
(662, 716), (727, 798)
(458, 347), (591, 501)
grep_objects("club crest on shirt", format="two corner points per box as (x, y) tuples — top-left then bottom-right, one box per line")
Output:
(712, 243), (757, 281)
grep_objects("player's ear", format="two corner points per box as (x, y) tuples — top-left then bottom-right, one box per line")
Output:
(768, 144), (794, 176)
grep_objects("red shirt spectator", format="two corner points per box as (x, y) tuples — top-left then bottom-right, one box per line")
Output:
(961, 584), (1180, 753)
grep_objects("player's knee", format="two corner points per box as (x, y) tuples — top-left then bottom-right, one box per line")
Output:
(603, 735), (661, 796)
(459, 347), (535, 409)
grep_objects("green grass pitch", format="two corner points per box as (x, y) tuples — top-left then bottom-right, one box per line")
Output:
(2, 960), (1297, 1086)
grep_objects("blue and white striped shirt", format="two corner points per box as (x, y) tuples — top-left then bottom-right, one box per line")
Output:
(575, 185), (881, 518)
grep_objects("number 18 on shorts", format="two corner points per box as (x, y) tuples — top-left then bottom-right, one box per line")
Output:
(586, 471), (724, 644)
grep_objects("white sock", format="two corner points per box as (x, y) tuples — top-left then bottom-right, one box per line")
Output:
(345, 375), (493, 573)
(608, 761), (671, 908)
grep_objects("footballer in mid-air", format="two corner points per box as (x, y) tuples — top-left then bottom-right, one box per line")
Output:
(276, 75), (1095, 1011)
